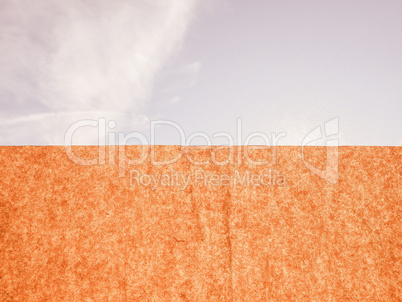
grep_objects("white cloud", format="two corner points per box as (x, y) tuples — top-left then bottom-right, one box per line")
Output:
(170, 96), (181, 104)
(0, 0), (199, 144)
(184, 61), (202, 88)
(156, 60), (202, 98)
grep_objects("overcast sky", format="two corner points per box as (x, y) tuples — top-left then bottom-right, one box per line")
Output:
(0, 0), (401, 146)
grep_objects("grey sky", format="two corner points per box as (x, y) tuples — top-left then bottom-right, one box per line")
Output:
(0, 0), (401, 145)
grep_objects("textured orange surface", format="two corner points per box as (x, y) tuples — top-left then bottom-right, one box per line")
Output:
(0, 146), (400, 301)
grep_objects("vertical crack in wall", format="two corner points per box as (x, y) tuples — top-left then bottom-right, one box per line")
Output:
(223, 188), (233, 300)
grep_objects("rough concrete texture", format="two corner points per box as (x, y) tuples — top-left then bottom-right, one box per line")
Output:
(0, 146), (400, 301)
